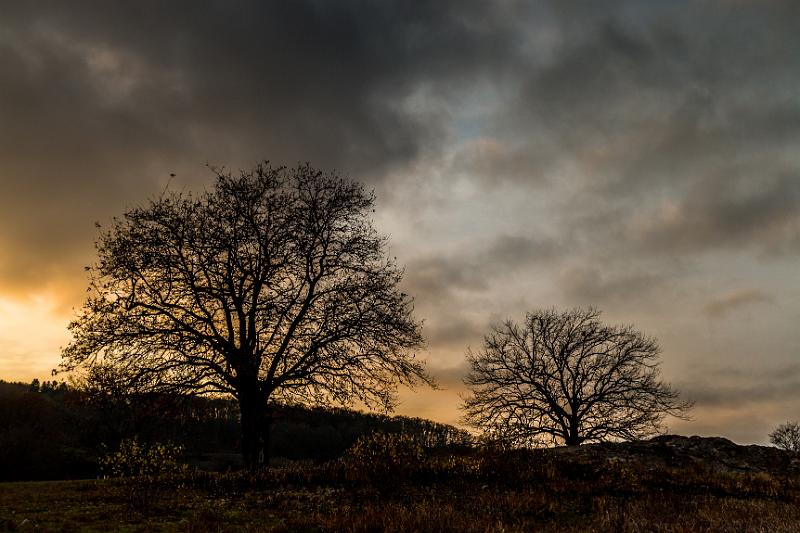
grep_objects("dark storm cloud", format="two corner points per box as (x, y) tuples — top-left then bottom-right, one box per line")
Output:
(403, 234), (561, 352)
(0, 0), (523, 294)
(632, 172), (800, 256)
(703, 289), (774, 319)
(678, 364), (800, 409)
(426, 362), (471, 390)
(451, 139), (552, 188)
(480, 0), (800, 257)
(406, 234), (561, 300)
(1, 0), (521, 173)
(558, 265), (670, 307)
(424, 317), (484, 352)
(4, 0), (799, 299)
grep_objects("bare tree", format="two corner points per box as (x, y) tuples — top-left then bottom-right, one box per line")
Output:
(770, 421), (800, 452)
(60, 162), (431, 468)
(462, 308), (692, 446)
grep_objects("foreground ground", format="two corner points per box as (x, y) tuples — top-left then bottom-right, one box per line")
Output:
(2, 436), (800, 532)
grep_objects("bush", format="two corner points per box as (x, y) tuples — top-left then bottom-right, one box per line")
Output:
(99, 438), (187, 514)
(100, 437), (185, 477)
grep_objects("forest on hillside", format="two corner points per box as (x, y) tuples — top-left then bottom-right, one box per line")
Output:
(0, 379), (471, 481)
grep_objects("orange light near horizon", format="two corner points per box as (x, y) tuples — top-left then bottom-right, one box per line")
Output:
(0, 293), (71, 382)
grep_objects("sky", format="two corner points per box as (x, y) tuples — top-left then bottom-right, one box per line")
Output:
(0, 0), (798, 444)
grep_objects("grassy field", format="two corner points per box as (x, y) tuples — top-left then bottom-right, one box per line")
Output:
(3, 446), (800, 532)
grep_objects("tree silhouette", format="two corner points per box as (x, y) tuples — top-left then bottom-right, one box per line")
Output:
(61, 162), (430, 468)
(770, 421), (800, 452)
(462, 308), (691, 446)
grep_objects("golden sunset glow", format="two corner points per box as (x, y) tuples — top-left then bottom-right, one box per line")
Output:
(0, 293), (71, 381)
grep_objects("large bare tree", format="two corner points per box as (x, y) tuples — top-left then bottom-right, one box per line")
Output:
(462, 308), (691, 446)
(61, 163), (430, 468)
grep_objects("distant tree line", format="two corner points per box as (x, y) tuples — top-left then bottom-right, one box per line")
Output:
(0, 379), (471, 481)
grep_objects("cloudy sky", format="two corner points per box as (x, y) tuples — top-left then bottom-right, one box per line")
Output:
(1, 1), (798, 444)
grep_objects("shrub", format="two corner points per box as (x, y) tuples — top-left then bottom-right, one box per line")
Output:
(100, 437), (185, 477)
(99, 438), (187, 514)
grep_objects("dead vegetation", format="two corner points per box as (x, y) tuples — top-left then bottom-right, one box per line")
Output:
(2, 435), (800, 532)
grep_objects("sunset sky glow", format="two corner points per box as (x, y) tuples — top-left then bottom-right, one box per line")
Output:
(1, 1), (799, 443)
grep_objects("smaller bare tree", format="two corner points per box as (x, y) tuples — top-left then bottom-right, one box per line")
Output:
(462, 308), (692, 446)
(770, 421), (800, 452)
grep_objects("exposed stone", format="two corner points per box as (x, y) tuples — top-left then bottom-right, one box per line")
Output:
(550, 435), (800, 475)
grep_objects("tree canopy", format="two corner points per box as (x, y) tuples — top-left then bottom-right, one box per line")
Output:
(61, 162), (431, 467)
(770, 421), (800, 452)
(462, 308), (692, 446)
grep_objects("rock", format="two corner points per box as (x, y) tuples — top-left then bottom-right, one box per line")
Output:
(549, 435), (800, 475)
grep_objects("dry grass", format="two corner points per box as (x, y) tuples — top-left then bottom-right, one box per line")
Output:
(3, 450), (800, 532)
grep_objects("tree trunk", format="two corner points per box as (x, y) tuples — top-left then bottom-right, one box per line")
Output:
(565, 418), (583, 446)
(238, 388), (271, 470)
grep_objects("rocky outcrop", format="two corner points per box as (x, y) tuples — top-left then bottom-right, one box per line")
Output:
(553, 435), (800, 475)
